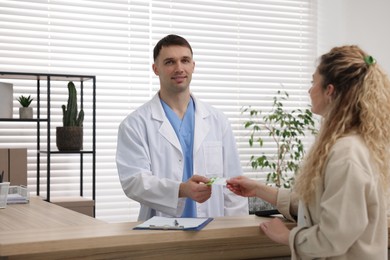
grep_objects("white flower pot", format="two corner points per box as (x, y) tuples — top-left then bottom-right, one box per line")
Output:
(19, 107), (33, 119)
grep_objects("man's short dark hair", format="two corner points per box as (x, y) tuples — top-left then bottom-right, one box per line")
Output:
(153, 34), (193, 61)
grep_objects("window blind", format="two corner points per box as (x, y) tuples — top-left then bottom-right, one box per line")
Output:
(0, 0), (317, 223)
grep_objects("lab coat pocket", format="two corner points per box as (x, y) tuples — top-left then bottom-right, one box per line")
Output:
(204, 142), (223, 177)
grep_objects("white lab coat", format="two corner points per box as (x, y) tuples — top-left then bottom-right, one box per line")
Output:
(116, 93), (248, 220)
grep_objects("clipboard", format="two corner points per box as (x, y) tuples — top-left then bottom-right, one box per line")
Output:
(133, 216), (213, 231)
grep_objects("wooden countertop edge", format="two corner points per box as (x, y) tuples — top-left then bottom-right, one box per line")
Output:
(0, 215), (291, 256)
(1, 200), (388, 258)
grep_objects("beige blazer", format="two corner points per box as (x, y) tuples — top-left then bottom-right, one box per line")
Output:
(277, 134), (388, 260)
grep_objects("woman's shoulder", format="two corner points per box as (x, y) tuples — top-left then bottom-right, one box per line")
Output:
(333, 134), (366, 151)
(330, 134), (372, 169)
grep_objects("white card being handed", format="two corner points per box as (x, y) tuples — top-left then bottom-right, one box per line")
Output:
(206, 177), (227, 186)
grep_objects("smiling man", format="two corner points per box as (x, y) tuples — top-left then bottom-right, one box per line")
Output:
(116, 34), (248, 221)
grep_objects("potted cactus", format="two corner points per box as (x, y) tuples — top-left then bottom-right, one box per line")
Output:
(17, 95), (34, 119)
(56, 81), (84, 151)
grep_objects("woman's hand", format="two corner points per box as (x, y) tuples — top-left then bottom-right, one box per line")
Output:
(260, 218), (290, 245)
(226, 176), (259, 197)
(227, 176), (279, 206)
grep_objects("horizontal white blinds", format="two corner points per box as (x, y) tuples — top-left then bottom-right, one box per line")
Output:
(0, 0), (317, 223)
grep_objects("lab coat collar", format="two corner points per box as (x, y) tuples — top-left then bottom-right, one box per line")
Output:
(192, 95), (210, 154)
(149, 92), (211, 154)
(150, 93), (181, 152)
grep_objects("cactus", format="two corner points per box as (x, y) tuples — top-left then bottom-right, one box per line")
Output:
(61, 81), (84, 127)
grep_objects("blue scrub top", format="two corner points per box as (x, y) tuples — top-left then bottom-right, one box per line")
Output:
(161, 97), (196, 217)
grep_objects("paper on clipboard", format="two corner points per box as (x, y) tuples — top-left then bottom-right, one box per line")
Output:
(133, 216), (213, 231)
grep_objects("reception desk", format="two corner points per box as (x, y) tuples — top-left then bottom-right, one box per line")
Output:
(0, 197), (389, 259)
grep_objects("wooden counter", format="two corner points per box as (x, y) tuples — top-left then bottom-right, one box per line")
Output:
(0, 197), (293, 259)
(0, 198), (388, 259)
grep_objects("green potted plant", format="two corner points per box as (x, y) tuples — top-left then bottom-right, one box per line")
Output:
(243, 90), (318, 214)
(56, 81), (84, 151)
(243, 90), (318, 189)
(17, 95), (33, 119)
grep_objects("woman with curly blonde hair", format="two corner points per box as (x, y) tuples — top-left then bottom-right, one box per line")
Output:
(227, 45), (390, 259)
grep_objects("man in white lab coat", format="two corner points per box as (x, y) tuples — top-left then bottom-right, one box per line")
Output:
(116, 34), (248, 221)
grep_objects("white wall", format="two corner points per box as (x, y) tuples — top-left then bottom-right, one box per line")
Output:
(318, 0), (390, 74)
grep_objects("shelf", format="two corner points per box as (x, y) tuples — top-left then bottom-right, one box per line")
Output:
(0, 71), (96, 217)
(0, 118), (48, 122)
(0, 71), (95, 82)
(39, 150), (94, 154)
(50, 196), (95, 217)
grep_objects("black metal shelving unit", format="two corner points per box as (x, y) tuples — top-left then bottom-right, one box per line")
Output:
(0, 71), (96, 217)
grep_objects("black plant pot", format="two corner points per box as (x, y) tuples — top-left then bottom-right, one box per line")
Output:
(56, 126), (83, 151)
(248, 197), (276, 215)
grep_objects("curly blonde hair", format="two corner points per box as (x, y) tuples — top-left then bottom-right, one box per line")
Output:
(294, 45), (390, 203)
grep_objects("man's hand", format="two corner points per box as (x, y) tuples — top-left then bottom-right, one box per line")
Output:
(179, 175), (212, 203)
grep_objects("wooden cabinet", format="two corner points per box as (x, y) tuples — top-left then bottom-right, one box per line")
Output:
(0, 72), (96, 217)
